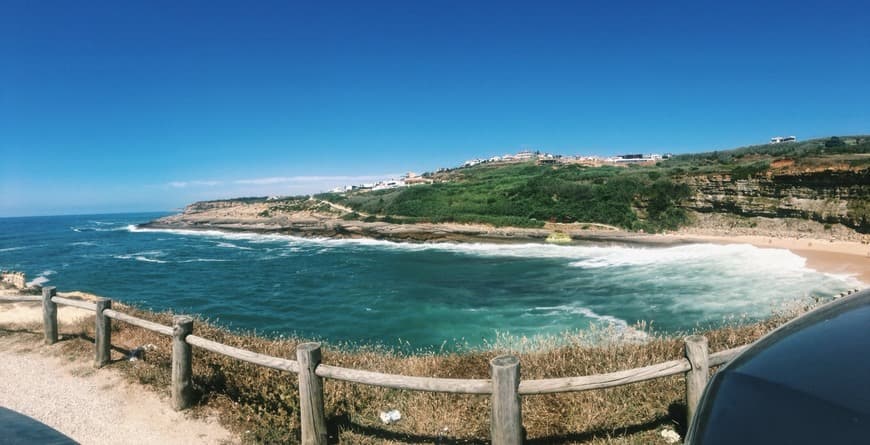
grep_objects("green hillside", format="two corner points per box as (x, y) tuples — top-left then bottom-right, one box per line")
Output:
(320, 164), (691, 231)
(317, 136), (869, 233)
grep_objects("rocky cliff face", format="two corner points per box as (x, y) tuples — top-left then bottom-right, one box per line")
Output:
(682, 168), (869, 232)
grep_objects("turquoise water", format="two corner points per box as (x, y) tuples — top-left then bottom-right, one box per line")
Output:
(0, 213), (860, 349)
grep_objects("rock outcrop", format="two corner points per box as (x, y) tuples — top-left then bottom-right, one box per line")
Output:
(682, 168), (869, 233)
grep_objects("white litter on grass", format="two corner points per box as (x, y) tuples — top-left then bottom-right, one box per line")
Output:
(660, 428), (681, 443)
(379, 409), (402, 425)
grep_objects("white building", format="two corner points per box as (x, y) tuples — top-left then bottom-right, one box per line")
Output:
(770, 136), (797, 144)
(372, 179), (406, 191)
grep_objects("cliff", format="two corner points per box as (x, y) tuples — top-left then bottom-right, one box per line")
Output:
(682, 166), (869, 233)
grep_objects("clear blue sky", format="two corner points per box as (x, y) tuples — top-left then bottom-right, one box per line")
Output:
(2, 0), (868, 216)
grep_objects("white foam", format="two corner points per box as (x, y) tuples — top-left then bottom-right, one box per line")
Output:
(28, 276), (51, 286)
(178, 258), (230, 263)
(531, 304), (629, 327)
(134, 256), (167, 263)
(565, 243), (818, 286)
(0, 246), (27, 252)
(129, 225), (822, 272)
(128, 226), (858, 300)
(114, 250), (168, 264)
(130, 225), (610, 257)
(26, 270), (56, 287)
(216, 242), (253, 250)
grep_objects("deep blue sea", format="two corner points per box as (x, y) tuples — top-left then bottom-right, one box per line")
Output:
(0, 213), (861, 349)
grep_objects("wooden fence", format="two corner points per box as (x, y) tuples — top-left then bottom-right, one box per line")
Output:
(0, 286), (863, 444)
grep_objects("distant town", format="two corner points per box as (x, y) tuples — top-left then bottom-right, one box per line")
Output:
(328, 135), (799, 194)
(328, 149), (671, 194)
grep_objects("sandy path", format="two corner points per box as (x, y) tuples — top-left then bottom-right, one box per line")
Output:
(0, 298), (237, 445)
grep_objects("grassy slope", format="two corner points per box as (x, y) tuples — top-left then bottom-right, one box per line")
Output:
(316, 136), (869, 233)
(319, 163), (693, 232)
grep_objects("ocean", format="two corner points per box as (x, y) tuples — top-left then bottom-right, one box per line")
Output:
(0, 213), (861, 350)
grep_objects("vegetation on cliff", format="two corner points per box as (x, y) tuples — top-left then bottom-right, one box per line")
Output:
(319, 164), (693, 232)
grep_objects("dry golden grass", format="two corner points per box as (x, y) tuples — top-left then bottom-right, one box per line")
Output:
(49, 302), (810, 445)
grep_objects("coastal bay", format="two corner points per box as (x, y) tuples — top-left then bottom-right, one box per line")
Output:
(144, 202), (870, 285)
(4, 211), (859, 351)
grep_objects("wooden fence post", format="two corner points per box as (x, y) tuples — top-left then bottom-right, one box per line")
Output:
(94, 298), (112, 368)
(172, 316), (194, 411)
(490, 355), (522, 445)
(42, 286), (58, 345)
(685, 335), (709, 428)
(297, 342), (327, 445)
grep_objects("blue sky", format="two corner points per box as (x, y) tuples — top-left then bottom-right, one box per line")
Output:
(2, 0), (868, 216)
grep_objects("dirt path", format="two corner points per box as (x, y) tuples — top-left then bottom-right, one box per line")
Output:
(0, 297), (237, 445)
(310, 197), (369, 217)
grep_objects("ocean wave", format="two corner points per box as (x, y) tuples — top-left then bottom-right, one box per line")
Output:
(129, 225), (291, 243)
(26, 270), (56, 287)
(72, 225), (129, 232)
(178, 258), (230, 263)
(128, 225), (603, 256)
(523, 304), (652, 343)
(114, 250), (168, 264)
(0, 246), (28, 252)
(133, 228), (865, 291)
(216, 242), (253, 250)
(135, 257), (167, 263)
(530, 304), (629, 327)
(70, 241), (97, 247)
(127, 225), (819, 269)
(568, 243), (798, 269)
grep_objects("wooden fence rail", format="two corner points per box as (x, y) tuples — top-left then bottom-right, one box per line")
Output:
(1, 285), (863, 444)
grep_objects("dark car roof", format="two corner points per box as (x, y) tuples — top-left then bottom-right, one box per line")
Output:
(0, 407), (77, 444)
(687, 289), (870, 445)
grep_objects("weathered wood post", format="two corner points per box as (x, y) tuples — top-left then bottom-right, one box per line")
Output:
(490, 355), (522, 445)
(94, 298), (112, 368)
(685, 335), (709, 428)
(172, 315), (194, 411)
(41, 286), (58, 345)
(297, 342), (327, 445)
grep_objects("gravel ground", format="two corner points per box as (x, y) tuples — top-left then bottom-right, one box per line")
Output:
(0, 334), (237, 444)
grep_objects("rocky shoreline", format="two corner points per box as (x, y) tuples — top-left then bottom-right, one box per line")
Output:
(143, 199), (870, 246)
(140, 219), (671, 245)
(140, 213), (702, 246)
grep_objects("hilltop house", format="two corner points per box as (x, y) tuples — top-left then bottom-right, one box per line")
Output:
(770, 136), (797, 144)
